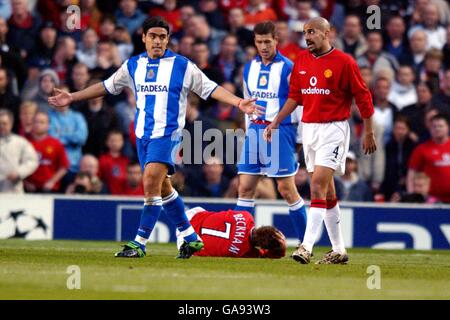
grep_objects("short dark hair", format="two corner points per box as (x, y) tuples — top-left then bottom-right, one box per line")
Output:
(193, 39), (208, 47)
(251, 226), (286, 258)
(254, 21), (276, 38)
(394, 114), (411, 128)
(430, 113), (449, 125)
(143, 16), (170, 35)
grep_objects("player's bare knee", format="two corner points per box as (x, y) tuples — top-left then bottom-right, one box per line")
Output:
(143, 175), (163, 196)
(277, 181), (298, 203)
(238, 184), (256, 199)
(310, 180), (328, 199)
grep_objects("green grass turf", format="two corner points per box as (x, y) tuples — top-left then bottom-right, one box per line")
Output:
(0, 239), (449, 300)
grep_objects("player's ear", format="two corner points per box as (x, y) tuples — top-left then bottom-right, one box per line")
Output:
(142, 31), (146, 44)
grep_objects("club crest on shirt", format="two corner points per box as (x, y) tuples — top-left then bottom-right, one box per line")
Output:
(259, 75), (268, 87)
(324, 69), (333, 78)
(147, 68), (155, 79)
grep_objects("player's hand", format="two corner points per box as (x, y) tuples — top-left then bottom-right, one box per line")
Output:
(263, 121), (279, 142)
(362, 132), (377, 155)
(237, 98), (265, 116)
(48, 88), (73, 109)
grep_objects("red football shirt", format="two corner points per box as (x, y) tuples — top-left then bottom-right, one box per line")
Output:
(288, 48), (374, 123)
(26, 135), (69, 191)
(278, 42), (302, 63)
(408, 139), (450, 203)
(99, 153), (129, 195)
(190, 210), (263, 258)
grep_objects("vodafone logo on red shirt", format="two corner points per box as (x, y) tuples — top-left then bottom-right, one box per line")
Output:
(301, 76), (331, 95)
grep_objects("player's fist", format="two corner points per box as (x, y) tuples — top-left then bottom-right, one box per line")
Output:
(48, 88), (73, 109)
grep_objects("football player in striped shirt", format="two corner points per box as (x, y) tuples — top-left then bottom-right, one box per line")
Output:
(49, 16), (263, 259)
(235, 21), (307, 247)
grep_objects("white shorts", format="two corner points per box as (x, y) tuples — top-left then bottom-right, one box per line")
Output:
(302, 121), (350, 176)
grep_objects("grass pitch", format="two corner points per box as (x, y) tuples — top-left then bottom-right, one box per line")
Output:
(0, 239), (449, 300)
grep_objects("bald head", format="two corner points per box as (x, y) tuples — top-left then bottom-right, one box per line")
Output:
(303, 17), (332, 54)
(305, 17), (331, 33)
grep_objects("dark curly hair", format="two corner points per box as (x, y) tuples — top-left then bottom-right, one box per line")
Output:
(251, 226), (286, 258)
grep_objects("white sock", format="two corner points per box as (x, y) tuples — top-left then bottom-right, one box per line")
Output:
(302, 206), (326, 253)
(324, 203), (346, 254)
(134, 235), (147, 246)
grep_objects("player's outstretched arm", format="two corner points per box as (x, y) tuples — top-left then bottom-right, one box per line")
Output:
(210, 86), (265, 116)
(362, 117), (377, 155)
(263, 98), (298, 142)
(48, 82), (107, 109)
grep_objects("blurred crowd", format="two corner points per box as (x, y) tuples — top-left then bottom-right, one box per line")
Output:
(0, 0), (450, 203)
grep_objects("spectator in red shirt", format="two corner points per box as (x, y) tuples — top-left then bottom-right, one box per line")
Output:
(244, 0), (277, 30)
(276, 20), (302, 62)
(407, 114), (450, 203)
(80, 0), (103, 33)
(52, 37), (78, 85)
(116, 162), (144, 196)
(219, 0), (248, 17)
(149, 0), (182, 33)
(99, 130), (129, 195)
(25, 111), (69, 193)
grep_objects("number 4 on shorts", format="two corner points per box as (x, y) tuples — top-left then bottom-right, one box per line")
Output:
(332, 146), (339, 159)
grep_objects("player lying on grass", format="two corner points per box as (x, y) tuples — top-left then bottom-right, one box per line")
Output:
(49, 16), (263, 259)
(176, 207), (286, 258)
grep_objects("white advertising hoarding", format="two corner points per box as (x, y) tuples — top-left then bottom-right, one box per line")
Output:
(0, 194), (54, 239)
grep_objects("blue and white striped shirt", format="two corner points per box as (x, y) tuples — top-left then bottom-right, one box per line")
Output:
(103, 50), (218, 139)
(243, 51), (300, 124)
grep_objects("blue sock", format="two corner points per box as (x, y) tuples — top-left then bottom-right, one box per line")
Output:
(235, 198), (255, 215)
(288, 198), (307, 242)
(163, 190), (199, 243)
(134, 197), (162, 251)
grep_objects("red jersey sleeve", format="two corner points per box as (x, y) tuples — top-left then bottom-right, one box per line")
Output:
(287, 56), (303, 105)
(408, 144), (425, 171)
(345, 57), (374, 119)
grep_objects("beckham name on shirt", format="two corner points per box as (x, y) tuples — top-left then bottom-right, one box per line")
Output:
(136, 84), (169, 93)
